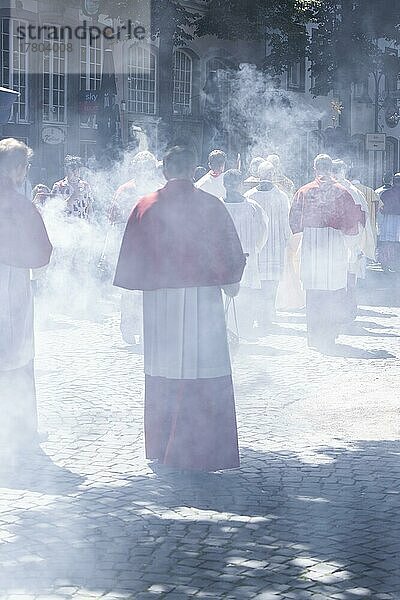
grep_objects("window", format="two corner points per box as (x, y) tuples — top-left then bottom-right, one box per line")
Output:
(287, 62), (302, 90)
(80, 140), (96, 164)
(80, 32), (103, 91)
(206, 58), (231, 110)
(173, 50), (192, 115)
(42, 26), (67, 123)
(80, 33), (102, 128)
(0, 18), (28, 122)
(128, 46), (156, 114)
(287, 51), (305, 92)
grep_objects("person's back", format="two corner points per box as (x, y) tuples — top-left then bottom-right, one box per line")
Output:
(380, 180), (400, 215)
(195, 149), (227, 199)
(0, 138), (52, 457)
(266, 154), (295, 198)
(377, 175), (400, 271)
(225, 196), (265, 255)
(292, 176), (355, 289)
(224, 170), (267, 290)
(223, 169), (268, 335)
(243, 156), (264, 193)
(375, 172), (393, 198)
(290, 154), (364, 350)
(109, 178), (138, 226)
(114, 147), (245, 472)
(246, 163), (290, 283)
(351, 178), (379, 242)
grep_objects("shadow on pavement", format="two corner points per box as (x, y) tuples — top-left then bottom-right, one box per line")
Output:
(324, 344), (396, 359)
(0, 448), (84, 494)
(1, 442), (400, 598)
(237, 344), (296, 357)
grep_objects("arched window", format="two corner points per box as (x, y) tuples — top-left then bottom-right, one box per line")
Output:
(173, 49), (192, 115)
(128, 46), (157, 115)
(206, 58), (231, 110)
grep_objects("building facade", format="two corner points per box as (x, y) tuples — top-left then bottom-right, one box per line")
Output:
(1, 0), (399, 189)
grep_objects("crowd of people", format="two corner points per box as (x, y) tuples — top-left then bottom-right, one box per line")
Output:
(1, 136), (400, 472)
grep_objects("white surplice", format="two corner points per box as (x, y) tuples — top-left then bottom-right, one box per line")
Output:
(246, 184), (291, 281)
(301, 227), (349, 291)
(339, 179), (376, 278)
(224, 199), (268, 289)
(0, 264), (34, 371)
(143, 286), (231, 380)
(195, 171), (226, 200)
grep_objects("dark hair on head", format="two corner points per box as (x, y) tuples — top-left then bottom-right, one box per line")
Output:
(208, 149), (226, 170)
(314, 153), (333, 175)
(163, 146), (196, 179)
(223, 169), (243, 191)
(64, 155), (82, 170)
(193, 166), (207, 182)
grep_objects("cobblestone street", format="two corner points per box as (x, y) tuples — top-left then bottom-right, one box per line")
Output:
(0, 273), (399, 600)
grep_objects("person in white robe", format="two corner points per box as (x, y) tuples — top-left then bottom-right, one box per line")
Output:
(333, 160), (376, 320)
(266, 154), (296, 198)
(289, 154), (365, 352)
(195, 149), (227, 199)
(243, 156), (264, 193)
(0, 139), (53, 461)
(108, 152), (162, 346)
(223, 169), (268, 337)
(246, 161), (291, 330)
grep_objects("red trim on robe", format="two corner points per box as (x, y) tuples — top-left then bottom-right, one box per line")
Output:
(289, 176), (365, 236)
(114, 179), (246, 291)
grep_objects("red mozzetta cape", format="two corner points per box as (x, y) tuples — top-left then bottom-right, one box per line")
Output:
(114, 179), (246, 291)
(289, 176), (365, 235)
(0, 177), (53, 268)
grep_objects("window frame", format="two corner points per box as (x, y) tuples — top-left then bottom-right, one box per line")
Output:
(173, 49), (193, 116)
(42, 24), (68, 124)
(80, 31), (103, 92)
(128, 44), (157, 115)
(0, 17), (29, 123)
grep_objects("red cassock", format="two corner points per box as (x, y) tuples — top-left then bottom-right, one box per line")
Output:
(288, 176), (365, 348)
(114, 179), (246, 471)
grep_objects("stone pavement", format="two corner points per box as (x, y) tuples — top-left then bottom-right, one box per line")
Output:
(0, 273), (399, 600)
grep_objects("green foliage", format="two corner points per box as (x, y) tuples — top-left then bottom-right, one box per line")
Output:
(307, 1), (400, 95)
(59, 0), (197, 45)
(195, 0), (400, 95)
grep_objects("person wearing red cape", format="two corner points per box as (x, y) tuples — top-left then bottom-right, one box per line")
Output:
(0, 139), (53, 459)
(114, 146), (246, 471)
(289, 154), (365, 352)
